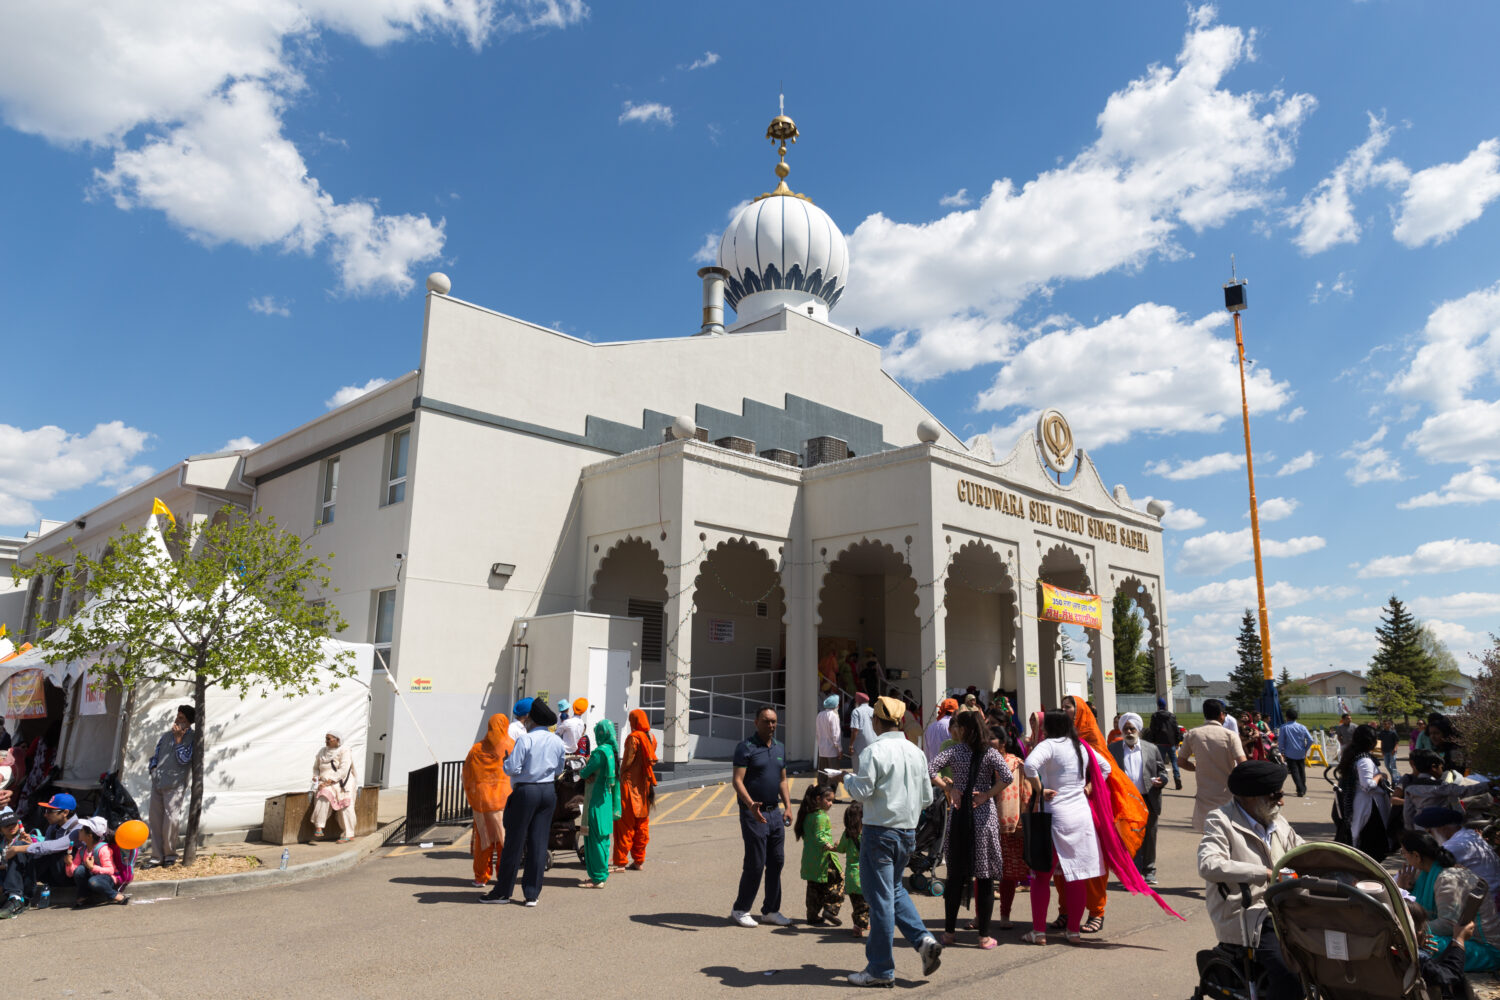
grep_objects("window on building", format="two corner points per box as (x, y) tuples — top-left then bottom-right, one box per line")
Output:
(320, 457), (340, 525)
(40, 572), (64, 638)
(385, 429), (410, 505)
(373, 588), (396, 670)
(307, 599), (328, 634)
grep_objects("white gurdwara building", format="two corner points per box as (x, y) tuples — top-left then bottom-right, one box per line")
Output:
(14, 112), (1172, 782)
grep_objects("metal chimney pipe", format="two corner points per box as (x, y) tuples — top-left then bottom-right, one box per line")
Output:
(696, 266), (730, 335)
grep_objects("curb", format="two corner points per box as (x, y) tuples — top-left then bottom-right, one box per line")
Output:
(128, 818), (406, 900)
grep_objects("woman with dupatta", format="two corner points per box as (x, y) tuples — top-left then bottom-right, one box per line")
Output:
(612, 709), (658, 870)
(580, 718), (622, 887)
(462, 714), (514, 887)
(1050, 696), (1152, 934)
(311, 730), (359, 843)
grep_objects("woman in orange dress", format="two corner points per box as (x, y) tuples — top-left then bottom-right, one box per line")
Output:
(612, 709), (658, 870)
(462, 714), (514, 888)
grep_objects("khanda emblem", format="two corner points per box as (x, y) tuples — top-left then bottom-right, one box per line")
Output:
(1036, 409), (1075, 474)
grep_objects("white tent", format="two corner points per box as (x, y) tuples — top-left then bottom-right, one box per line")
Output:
(0, 638), (373, 836)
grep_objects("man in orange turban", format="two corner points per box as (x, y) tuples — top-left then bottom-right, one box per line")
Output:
(463, 714), (514, 887)
(612, 709), (658, 870)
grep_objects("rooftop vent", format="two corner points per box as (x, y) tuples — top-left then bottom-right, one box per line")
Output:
(715, 435), (755, 454)
(804, 436), (849, 467)
(759, 448), (800, 467)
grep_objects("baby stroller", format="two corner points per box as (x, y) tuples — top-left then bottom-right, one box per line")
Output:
(905, 799), (948, 897)
(544, 753), (587, 870)
(1264, 841), (1426, 1000)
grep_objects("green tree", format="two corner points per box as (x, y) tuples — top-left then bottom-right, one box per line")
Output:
(1369, 596), (1440, 707)
(1111, 592), (1150, 693)
(1228, 609), (1265, 715)
(1276, 664), (1310, 696)
(16, 507), (352, 865)
(1456, 634), (1500, 775)
(1365, 673), (1423, 722)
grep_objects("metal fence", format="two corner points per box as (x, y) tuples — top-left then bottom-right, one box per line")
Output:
(1116, 694), (1371, 715)
(639, 669), (787, 746)
(404, 760), (470, 842)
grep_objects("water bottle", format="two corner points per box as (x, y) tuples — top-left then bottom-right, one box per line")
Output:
(37, 885), (50, 909)
(280, 849), (290, 871)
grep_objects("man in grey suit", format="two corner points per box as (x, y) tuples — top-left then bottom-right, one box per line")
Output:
(1108, 712), (1167, 885)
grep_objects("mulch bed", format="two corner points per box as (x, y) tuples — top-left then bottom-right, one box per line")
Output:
(132, 855), (262, 881)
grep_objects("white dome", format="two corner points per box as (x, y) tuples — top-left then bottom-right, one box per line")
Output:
(718, 195), (848, 316)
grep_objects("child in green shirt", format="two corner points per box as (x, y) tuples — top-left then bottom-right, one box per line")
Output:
(835, 800), (869, 937)
(795, 784), (844, 926)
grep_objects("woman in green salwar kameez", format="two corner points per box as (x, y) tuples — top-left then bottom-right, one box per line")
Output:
(579, 719), (622, 886)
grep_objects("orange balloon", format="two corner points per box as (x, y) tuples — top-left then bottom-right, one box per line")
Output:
(115, 819), (149, 851)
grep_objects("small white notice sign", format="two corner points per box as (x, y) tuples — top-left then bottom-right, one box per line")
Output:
(1325, 929), (1349, 961)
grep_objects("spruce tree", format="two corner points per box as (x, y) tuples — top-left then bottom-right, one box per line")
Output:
(1112, 591), (1148, 693)
(1229, 609), (1266, 715)
(1369, 595), (1439, 706)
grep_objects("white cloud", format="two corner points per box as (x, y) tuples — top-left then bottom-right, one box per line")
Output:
(0, 2), (582, 295)
(974, 303), (1290, 448)
(1399, 466), (1500, 508)
(1134, 496), (1206, 531)
(1341, 424), (1403, 484)
(850, 9), (1314, 382)
(1145, 450), (1246, 481)
(1286, 114), (1405, 254)
(1279, 406), (1307, 423)
(222, 436), (260, 452)
(1409, 592), (1500, 621)
(1357, 538), (1500, 578)
(248, 295), (291, 317)
(1392, 138), (1500, 247)
(1276, 450), (1318, 476)
(1390, 281), (1500, 464)
(692, 232), (718, 265)
(325, 377), (391, 410)
(1309, 273), (1353, 305)
(0, 421), (152, 528)
(1169, 577), (1355, 613)
(1254, 496), (1299, 521)
(1176, 528), (1326, 575)
(938, 188), (972, 208)
(1421, 619), (1488, 659)
(681, 51), (719, 71)
(618, 101), (674, 127)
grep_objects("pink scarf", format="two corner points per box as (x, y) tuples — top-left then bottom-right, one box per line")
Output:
(1083, 742), (1183, 920)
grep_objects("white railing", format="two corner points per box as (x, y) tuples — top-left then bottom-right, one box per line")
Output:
(638, 670), (786, 745)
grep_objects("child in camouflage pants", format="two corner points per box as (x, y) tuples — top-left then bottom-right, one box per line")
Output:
(836, 801), (869, 935)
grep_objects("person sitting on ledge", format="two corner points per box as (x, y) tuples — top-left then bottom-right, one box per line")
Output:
(66, 816), (128, 908)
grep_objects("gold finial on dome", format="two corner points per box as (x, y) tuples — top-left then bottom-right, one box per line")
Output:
(756, 93), (812, 202)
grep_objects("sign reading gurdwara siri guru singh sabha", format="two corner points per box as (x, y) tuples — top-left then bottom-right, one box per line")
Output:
(954, 479), (1151, 553)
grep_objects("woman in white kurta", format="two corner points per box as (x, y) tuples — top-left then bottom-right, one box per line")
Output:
(311, 730), (358, 842)
(1022, 709), (1112, 944)
(1339, 723), (1390, 856)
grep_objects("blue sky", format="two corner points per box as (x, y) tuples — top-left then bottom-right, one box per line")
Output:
(2, 2), (1497, 679)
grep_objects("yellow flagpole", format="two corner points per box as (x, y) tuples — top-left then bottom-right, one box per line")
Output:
(1233, 309), (1275, 681)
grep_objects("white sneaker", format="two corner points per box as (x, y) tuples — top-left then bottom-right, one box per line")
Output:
(917, 935), (943, 976)
(848, 971), (895, 988)
(761, 911), (792, 927)
(730, 910), (758, 928)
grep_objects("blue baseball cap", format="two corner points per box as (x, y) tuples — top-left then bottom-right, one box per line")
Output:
(513, 697), (534, 717)
(40, 792), (77, 812)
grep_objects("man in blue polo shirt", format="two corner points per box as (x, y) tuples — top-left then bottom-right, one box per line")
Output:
(729, 706), (792, 928)
(1275, 707), (1313, 798)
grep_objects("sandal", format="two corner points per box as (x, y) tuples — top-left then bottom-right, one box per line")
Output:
(940, 933), (957, 946)
(1021, 930), (1048, 946)
(997, 917), (1014, 930)
(1081, 915), (1104, 934)
(979, 936), (998, 950)
(1047, 914), (1068, 931)
(1065, 931), (1083, 945)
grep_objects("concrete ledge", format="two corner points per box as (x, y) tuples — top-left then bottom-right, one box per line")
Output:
(129, 818), (405, 900)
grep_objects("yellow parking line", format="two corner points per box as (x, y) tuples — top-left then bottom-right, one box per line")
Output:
(651, 786), (705, 822)
(685, 783), (728, 822)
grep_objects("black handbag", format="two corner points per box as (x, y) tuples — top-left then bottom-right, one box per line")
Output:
(1020, 790), (1054, 872)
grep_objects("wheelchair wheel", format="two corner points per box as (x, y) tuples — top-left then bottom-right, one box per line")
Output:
(906, 873), (930, 894)
(928, 878), (945, 897)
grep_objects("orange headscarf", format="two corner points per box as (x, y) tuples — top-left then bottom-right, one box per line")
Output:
(938, 698), (959, 719)
(620, 709), (658, 816)
(463, 714), (515, 816)
(1067, 697), (1148, 855)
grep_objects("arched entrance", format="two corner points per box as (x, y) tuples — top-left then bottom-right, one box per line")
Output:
(1112, 575), (1166, 697)
(688, 538), (787, 754)
(589, 538), (669, 719)
(816, 539), (920, 713)
(943, 541), (1018, 699)
(1036, 544), (1093, 710)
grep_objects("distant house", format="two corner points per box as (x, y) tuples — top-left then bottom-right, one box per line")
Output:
(1200, 681), (1232, 701)
(1304, 669), (1368, 698)
(1186, 673), (1210, 696)
(1439, 673), (1474, 707)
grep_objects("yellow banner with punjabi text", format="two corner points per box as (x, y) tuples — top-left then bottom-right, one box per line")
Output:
(1040, 582), (1103, 630)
